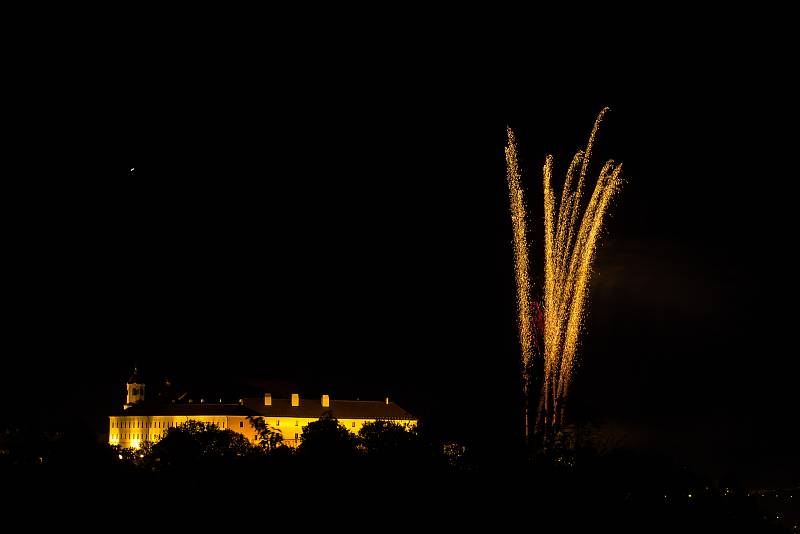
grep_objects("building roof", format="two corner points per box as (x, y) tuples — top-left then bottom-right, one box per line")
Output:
(242, 398), (417, 420)
(117, 402), (260, 417)
(114, 397), (417, 420)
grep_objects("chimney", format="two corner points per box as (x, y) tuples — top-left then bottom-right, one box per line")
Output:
(264, 393), (272, 406)
(291, 393), (300, 407)
(321, 394), (330, 407)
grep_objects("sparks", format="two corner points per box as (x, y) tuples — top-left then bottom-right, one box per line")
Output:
(505, 128), (534, 440)
(506, 108), (622, 442)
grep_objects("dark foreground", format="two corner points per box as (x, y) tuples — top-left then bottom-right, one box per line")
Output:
(5, 445), (793, 533)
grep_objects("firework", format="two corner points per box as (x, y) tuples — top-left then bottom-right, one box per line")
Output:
(505, 128), (534, 439)
(505, 128), (533, 374)
(506, 108), (621, 441)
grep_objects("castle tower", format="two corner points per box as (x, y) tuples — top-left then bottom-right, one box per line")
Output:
(124, 366), (145, 409)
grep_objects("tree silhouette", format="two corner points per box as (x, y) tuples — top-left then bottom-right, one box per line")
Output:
(246, 415), (283, 451)
(296, 412), (358, 464)
(147, 420), (252, 469)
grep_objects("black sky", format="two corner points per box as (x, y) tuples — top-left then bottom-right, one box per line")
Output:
(4, 22), (798, 488)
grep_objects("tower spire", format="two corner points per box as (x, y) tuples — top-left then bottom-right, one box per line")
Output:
(124, 365), (145, 409)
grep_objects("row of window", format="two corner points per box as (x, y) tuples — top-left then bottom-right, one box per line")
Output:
(250, 419), (359, 428)
(113, 418), (386, 432)
(112, 420), (226, 429)
(112, 433), (162, 441)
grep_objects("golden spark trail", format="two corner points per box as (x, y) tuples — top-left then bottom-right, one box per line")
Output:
(558, 163), (621, 403)
(505, 128), (533, 387)
(541, 155), (558, 430)
(505, 108), (622, 440)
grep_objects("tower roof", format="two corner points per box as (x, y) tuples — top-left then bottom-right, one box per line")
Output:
(127, 367), (143, 384)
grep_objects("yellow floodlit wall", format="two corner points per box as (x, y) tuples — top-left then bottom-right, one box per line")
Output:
(109, 414), (416, 449)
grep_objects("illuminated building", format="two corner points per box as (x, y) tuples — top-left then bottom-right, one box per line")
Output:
(109, 368), (417, 449)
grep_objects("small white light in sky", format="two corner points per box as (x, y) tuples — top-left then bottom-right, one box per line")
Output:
(130, 168), (134, 172)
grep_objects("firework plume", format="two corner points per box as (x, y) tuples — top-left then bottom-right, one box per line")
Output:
(506, 108), (622, 442)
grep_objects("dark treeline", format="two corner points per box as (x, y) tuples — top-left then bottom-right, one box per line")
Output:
(2, 416), (790, 533)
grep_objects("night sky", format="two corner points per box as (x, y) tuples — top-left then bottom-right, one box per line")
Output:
(4, 26), (797, 489)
